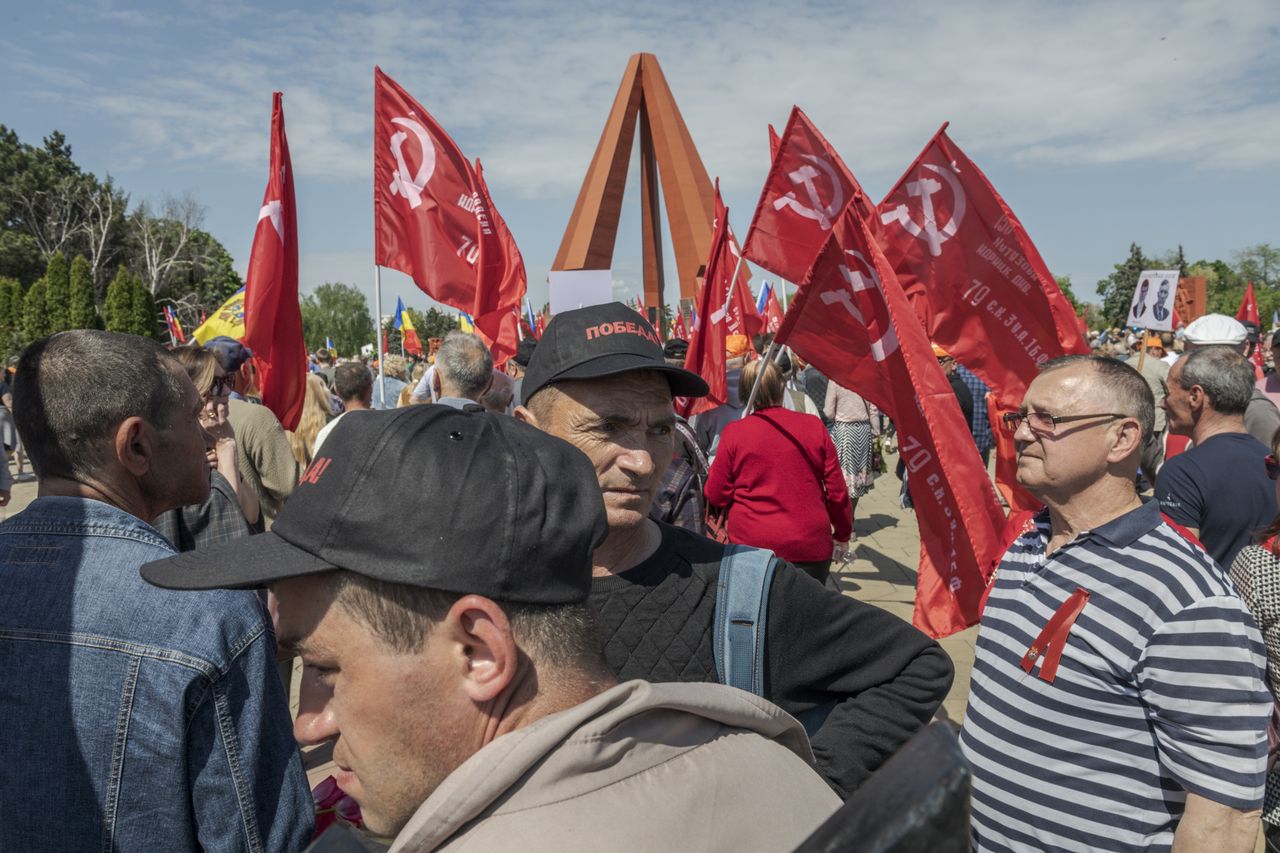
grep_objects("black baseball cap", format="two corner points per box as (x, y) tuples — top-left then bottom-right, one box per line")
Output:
(521, 302), (708, 405)
(513, 337), (537, 367)
(205, 336), (254, 371)
(141, 406), (608, 604)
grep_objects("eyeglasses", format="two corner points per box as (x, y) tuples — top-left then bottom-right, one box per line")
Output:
(1266, 454), (1280, 481)
(1001, 411), (1127, 435)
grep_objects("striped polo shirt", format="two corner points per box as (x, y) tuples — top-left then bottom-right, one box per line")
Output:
(960, 500), (1269, 852)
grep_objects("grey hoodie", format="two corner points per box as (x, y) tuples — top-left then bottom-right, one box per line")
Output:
(388, 679), (840, 852)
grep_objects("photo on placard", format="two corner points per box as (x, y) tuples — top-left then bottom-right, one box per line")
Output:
(1125, 269), (1179, 332)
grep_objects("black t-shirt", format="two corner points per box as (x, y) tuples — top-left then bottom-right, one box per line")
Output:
(1156, 432), (1278, 568)
(588, 521), (953, 798)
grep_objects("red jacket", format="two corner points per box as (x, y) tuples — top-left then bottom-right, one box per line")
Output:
(704, 406), (852, 563)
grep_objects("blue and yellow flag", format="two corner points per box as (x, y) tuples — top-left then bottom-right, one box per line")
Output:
(458, 312), (475, 334)
(193, 288), (246, 344)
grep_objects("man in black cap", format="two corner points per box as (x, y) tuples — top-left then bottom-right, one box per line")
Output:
(142, 406), (842, 851)
(515, 303), (953, 799)
(205, 335), (297, 525)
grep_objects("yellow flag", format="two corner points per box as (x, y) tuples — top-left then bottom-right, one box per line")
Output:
(193, 289), (246, 344)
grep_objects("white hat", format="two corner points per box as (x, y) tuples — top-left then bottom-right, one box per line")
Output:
(1182, 314), (1247, 346)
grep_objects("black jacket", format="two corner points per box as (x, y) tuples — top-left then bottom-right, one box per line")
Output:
(589, 522), (954, 799)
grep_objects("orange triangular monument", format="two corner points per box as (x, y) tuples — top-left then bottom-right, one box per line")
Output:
(553, 53), (738, 326)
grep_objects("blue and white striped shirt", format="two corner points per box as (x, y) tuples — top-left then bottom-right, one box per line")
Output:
(960, 500), (1269, 852)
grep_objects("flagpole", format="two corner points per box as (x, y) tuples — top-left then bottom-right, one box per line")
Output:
(375, 265), (386, 407)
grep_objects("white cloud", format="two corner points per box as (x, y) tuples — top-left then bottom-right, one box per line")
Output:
(12, 0), (1272, 205)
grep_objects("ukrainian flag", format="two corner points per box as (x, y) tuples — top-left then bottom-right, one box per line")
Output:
(458, 312), (475, 334)
(193, 288), (246, 344)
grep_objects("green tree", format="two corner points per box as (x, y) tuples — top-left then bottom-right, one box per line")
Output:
(43, 251), (70, 333)
(300, 282), (375, 357)
(129, 274), (158, 339)
(22, 277), (49, 344)
(1098, 243), (1149, 327)
(68, 254), (96, 329)
(1187, 258), (1244, 316)
(103, 266), (133, 333)
(1053, 275), (1083, 312)
(0, 276), (23, 357)
(1235, 244), (1279, 291)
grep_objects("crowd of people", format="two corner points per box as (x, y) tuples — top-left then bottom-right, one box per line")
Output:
(2, 302), (1280, 852)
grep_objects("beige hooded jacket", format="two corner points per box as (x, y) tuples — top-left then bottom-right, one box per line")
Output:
(387, 679), (840, 852)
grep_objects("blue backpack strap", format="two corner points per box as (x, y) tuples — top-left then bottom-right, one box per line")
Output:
(713, 545), (778, 696)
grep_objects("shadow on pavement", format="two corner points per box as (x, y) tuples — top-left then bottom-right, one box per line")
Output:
(855, 512), (898, 537)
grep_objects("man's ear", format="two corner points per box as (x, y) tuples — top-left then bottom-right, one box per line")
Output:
(441, 595), (519, 704)
(512, 405), (535, 427)
(114, 416), (153, 477)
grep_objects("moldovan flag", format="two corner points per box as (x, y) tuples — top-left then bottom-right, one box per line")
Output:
(162, 306), (186, 345)
(743, 106), (866, 285)
(394, 297), (423, 356)
(1237, 282), (1263, 376)
(193, 288), (246, 345)
(777, 206), (1008, 638)
(242, 93), (306, 431)
(877, 124), (1087, 513)
(373, 68), (526, 367)
(678, 184), (735, 418)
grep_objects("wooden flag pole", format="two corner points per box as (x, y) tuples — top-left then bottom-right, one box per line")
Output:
(1136, 328), (1149, 373)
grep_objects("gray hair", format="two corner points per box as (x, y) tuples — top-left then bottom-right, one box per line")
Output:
(14, 330), (187, 480)
(1176, 346), (1253, 415)
(1040, 354), (1155, 443)
(435, 330), (493, 399)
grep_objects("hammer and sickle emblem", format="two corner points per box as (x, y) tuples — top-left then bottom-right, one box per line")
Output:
(772, 155), (845, 230)
(880, 163), (967, 257)
(388, 116), (437, 209)
(818, 251), (900, 362)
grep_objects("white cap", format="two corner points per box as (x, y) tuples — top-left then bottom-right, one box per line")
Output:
(1182, 314), (1247, 346)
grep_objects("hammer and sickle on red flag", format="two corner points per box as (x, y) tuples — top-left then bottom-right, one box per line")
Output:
(388, 116), (437, 209)
(880, 162), (967, 257)
(772, 155), (845, 230)
(819, 250), (900, 362)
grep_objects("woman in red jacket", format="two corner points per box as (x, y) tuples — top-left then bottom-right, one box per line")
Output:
(705, 359), (853, 585)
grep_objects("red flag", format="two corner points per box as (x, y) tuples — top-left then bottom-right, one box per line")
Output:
(743, 107), (865, 285)
(877, 125), (1087, 403)
(534, 310), (546, 339)
(1237, 282), (1264, 375)
(672, 310), (689, 341)
(767, 123), (780, 160)
(777, 207), (1008, 638)
(678, 184), (735, 418)
(985, 394), (1043, 514)
(762, 284), (785, 335)
(723, 232), (763, 344)
(373, 68), (525, 366)
(243, 92), (306, 430)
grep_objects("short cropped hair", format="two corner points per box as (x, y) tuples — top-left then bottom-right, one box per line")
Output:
(14, 331), (186, 480)
(325, 571), (610, 676)
(1040, 354), (1155, 443)
(333, 362), (373, 403)
(739, 358), (784, 409)
(1177, 346), (1253, 415)
(436, 331), (493, 399)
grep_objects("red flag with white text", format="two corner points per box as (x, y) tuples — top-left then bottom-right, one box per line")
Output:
(373, 67), (526, 366)
(243, 92), (306, 430)
(877, 125), (1087, 403)
(777, 207), (1008, 638)
(678, 184), (735, 418)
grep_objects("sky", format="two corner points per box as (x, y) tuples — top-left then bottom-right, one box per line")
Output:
(2, 0), (1278, 319)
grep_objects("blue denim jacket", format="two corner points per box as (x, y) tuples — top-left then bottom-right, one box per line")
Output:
(0, 497), (313, 851)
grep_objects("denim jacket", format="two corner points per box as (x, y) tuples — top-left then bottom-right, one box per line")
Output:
(0, 497), (313, 851)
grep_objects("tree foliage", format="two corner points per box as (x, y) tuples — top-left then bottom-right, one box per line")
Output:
(1097, 243), (1150, 327)
(69, 254), (97, 329)
(300, 282), (376, 357)
(0, 277), (23, 358)
(22, 277), (48, 345)
(382, 305), (459, 354)
(43, 251), (70, 333)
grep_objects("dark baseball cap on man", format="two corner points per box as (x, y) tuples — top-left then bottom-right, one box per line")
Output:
(205, 336), (254, 371)
(521, 302), (709, 405)
(141, 406), (609, 604)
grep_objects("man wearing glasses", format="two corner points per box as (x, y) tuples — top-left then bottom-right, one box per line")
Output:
(962, 354), (1269, 853)
(1156, 346), (1278, 569)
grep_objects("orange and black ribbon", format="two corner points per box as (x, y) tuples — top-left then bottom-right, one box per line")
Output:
(1020, 587), (1090, 684)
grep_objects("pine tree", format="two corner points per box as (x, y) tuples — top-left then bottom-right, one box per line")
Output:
(0, 277), (21, 357)
(103, 267), (133, 333)
(22, 277), (49, 345)
(68, 255), (97, 329)
(43, 252), (71, 333)
(129, 275), (159, 339)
